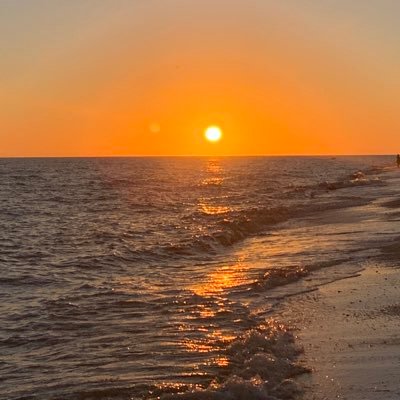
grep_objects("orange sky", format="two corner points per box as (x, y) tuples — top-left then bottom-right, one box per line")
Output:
(1, 0), (400, 156)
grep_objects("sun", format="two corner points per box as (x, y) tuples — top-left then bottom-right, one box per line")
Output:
(205, 126), (222, 142)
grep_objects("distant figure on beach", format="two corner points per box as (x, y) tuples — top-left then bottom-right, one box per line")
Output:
(397, 154), (400, 168)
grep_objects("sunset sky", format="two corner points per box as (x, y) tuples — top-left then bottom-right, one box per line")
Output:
(1, 0), (400, 156)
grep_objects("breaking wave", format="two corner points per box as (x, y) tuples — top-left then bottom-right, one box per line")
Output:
(153, 320), (309, 400)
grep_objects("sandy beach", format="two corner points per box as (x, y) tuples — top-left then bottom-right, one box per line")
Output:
(290, 265), (400, 400)
(273, 171), (400, 400)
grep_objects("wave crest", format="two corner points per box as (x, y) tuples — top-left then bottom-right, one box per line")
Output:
(160, 319), (309, 400)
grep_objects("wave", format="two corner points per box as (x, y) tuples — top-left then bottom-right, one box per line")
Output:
(250, 258), (350, 292)
(317, 170), (382, 191)
(66, 320), (309, 400)
(155, 319), (309, 400)
(53, 167), (385, 268)
(27, 165), (384, 277)
(159, 199), (375, 259)
(162, 167), (386, 256)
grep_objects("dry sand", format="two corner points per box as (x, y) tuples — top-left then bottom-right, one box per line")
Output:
(285, 265), (400, 399)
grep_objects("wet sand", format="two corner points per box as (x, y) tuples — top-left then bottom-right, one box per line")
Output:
(270, 169), (400, 399)
(288, 265), (400, 399)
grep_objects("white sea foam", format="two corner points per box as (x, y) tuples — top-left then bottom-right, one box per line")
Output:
(161, 319), (308, 400)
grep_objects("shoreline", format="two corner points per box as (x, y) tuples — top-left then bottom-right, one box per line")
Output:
(266, 169), (400, 400)
(286, 264), (400, 399)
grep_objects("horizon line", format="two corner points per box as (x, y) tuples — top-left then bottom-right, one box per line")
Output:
(0, 153), (394, 159)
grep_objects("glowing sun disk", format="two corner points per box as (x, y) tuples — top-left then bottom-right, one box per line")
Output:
(205, 126), (222, 142)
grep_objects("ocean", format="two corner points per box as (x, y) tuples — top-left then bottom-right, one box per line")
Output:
(0, 156), (396, 399)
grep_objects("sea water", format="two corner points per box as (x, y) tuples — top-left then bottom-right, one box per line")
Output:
(0, 156), (395, 399)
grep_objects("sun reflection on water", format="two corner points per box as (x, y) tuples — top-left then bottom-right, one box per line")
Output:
(201, 177), (224, 186)
(199, 202), (232, 215)
(201, 160), (224, 187)
(190, 263), (248, 297)
(205, 159), (223, 174)
(199, 159), (229, 212)
(177, 255), (252, 375)
(180, 324), (236, 355)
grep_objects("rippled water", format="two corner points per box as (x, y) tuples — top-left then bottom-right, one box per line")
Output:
(0, 156), (393, 399)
